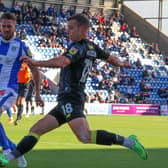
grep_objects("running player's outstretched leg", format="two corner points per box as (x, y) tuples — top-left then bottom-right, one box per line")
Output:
(90, 130), (147, 160)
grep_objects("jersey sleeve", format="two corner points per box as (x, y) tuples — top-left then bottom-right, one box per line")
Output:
(63, 41), (110, 63)
(22, 41), (33, 58)
(94, 44), (110, 60)
(63, 44), (83, 63)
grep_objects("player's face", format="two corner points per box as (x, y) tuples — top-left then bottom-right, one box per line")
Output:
(0, 19), (16, 40)
(67, 19), (82, 42)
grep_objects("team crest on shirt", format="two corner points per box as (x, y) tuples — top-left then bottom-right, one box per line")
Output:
(69, 47), (78, 55)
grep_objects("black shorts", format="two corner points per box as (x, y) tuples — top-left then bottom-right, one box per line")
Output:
(26, 95), (33, 102)
(18, 83), (29, 97)
(48, 100), (85, 126)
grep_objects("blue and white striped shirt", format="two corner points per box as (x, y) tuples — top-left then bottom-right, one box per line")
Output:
(0, 34), (32, 93)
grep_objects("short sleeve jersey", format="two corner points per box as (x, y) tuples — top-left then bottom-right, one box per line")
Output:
(58, 39), (110, 103)
(0, 34), (32, 92)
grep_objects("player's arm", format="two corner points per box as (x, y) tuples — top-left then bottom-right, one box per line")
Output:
(106, 55), (131, 67)
(94, 42), (131, 68)
(22, 42), (44, 107)
(28, 64), (44, 107)
(20, 55), (71, 68)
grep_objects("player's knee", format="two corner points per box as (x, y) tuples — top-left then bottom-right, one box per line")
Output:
(29, 126), (42, 136)
(78, 135), (90, 144)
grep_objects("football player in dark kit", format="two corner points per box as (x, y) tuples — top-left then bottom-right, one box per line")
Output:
(0, 13), (147, 167)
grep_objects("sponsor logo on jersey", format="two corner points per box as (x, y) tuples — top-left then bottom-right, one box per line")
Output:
(69, 47), (78, 55)
(88, 43), (94, 49)
(86, 50), (96, 57)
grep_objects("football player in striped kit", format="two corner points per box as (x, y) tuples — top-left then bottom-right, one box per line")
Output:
(0, 12), (44, 167)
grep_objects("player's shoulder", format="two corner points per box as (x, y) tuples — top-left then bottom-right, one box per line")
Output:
(67, 42), (81, 55)
(81, 39), (98, 50)
(13, 36), (25, 44)
(69, 39), (94, 52)
(70, 41), (81, 49)
(13, 38), (30, 51)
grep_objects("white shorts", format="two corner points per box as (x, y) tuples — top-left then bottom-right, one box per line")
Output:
(0, 88), (18, 112)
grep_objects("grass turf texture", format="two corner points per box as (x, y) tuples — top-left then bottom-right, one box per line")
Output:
(1, 114), (168, 168)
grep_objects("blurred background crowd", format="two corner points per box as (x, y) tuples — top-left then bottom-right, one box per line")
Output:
(0, 0), (168, 107)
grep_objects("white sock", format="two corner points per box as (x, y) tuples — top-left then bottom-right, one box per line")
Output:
(123, 137), (135, 148)
(3, 149), (11, 155)
(6, 152), (15, 161)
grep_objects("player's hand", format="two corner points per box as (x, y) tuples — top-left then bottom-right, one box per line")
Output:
(20, 56), (35, 66)
(35, 95), (44, 107)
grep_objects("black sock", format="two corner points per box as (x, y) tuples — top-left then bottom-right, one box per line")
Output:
(91, 130), (124, 145)
(16, 104), (23, 120)
(11, 133), (39, 158)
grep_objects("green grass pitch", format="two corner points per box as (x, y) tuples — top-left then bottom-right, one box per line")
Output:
(1, 114), (168, 168)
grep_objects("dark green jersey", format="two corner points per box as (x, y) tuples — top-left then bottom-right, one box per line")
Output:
(57, 39), (110, 103)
